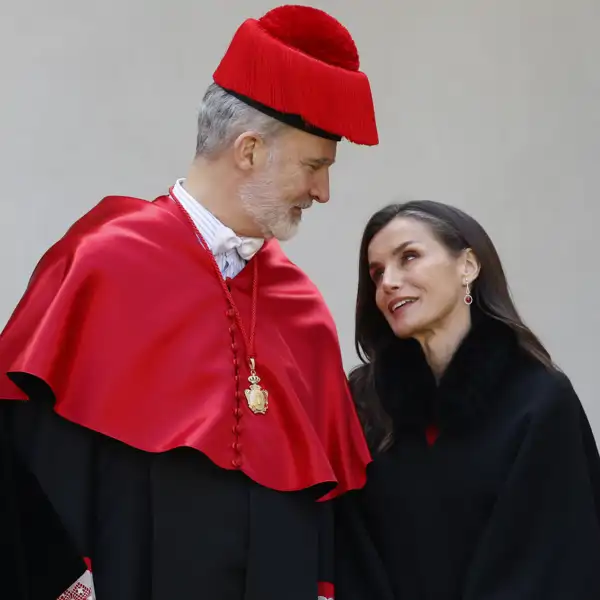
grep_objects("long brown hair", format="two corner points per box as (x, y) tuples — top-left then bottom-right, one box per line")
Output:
(350, 200), (555, 452)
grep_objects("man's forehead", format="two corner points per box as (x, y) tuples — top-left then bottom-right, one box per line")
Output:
(283, 127), (337, 158)
(305, 140), (337, 165)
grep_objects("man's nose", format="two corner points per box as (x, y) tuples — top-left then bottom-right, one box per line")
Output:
(310, 169), (330, 204)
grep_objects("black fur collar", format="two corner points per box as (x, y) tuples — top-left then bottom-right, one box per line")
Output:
(374, 311), (520, 434)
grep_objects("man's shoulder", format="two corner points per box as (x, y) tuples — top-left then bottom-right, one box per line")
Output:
(52, 194), (174, 261)
(264, 242), (329, 301)
(263, 241), (322, 290)
(262, 241), (340, 330)
(36, 194), (182, 284)
(63, 194), (161, 246)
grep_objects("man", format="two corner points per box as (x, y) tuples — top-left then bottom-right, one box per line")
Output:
(0, 5), (377, 599)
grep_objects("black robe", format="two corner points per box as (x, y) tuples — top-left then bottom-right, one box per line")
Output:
(334, 314), (600, 599)
(1, 379), (334, 600)
(0, 401), (86, 599)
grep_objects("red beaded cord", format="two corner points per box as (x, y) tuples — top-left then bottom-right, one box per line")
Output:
(169, 188), (261, 466)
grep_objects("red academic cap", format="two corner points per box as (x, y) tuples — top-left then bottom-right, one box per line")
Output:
(213, 5), (379, 146)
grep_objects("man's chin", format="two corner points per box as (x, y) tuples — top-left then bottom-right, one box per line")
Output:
(270, 221), (300, 242)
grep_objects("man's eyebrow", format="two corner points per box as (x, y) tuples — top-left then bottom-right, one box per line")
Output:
(306, 157), (335, 166)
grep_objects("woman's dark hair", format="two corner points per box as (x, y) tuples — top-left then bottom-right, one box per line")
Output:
(350, 200), (554, 452)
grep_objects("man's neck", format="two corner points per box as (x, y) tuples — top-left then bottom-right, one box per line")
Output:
(183, 160), (260, 238)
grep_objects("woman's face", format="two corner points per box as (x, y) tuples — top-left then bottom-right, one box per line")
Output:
(367, 217), (476, 340)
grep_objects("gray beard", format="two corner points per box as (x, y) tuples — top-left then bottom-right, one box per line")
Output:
(239, 179), (301, 241)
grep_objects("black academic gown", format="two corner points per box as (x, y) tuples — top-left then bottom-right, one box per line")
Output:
(0, 403), (86, 599)
(1, 376), (334, 600)
(334, 314), (600, 600)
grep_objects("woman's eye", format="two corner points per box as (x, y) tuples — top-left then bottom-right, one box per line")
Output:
(371, 269), (383, 282)
(402, 251), (418, 263)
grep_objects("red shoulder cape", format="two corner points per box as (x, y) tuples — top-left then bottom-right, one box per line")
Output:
(0, 194), (370, 497)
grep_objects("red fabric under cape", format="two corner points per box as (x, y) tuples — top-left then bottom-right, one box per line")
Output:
(0, 194), (370, 498)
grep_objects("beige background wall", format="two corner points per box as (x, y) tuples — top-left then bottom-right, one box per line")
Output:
(1, 0), (598, 430)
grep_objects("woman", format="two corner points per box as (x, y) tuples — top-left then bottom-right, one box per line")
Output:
(335, 201), (600, 600)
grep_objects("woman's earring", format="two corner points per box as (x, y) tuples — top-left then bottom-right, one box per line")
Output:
(464, 279), (473, 305)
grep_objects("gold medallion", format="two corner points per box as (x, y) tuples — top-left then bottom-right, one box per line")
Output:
(244, 358), (268, 415)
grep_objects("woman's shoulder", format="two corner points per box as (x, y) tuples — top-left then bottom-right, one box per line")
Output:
(509, 354), (582, 422)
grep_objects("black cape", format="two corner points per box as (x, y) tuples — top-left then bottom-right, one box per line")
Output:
(334, 314), (600, 599)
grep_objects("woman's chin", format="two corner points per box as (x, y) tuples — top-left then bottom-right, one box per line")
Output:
(389, 313), (433, 340)
(390, 321), (419, 340)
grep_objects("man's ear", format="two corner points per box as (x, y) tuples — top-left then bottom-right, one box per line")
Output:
(233, 132), (267, 171)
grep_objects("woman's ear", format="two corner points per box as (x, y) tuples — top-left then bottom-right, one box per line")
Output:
(463, 248), (481, 284)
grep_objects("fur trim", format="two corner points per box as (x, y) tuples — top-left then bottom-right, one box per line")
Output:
(374, 312), (520, 435)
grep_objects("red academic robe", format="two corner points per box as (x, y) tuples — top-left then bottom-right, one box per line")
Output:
(0, 193), (370, 600)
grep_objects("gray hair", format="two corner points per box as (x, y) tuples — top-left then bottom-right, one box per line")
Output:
(195, 84), (287, 158)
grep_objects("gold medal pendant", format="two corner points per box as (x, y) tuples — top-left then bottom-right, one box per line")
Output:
(245, 358), (268, 415)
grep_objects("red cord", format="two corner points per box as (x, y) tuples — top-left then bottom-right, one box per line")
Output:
(169, 189), (258, 363)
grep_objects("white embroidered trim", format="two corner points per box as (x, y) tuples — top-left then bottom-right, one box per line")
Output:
(59, 571), (331, 600)
(57, 570), (95, 599)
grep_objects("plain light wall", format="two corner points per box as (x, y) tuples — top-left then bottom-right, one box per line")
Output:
(1, 0), (599, 431)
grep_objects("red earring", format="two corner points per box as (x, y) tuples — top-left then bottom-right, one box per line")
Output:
(464, 279), (473, 305)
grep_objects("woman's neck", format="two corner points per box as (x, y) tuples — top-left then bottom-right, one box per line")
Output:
(415, 308), (472, 381)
